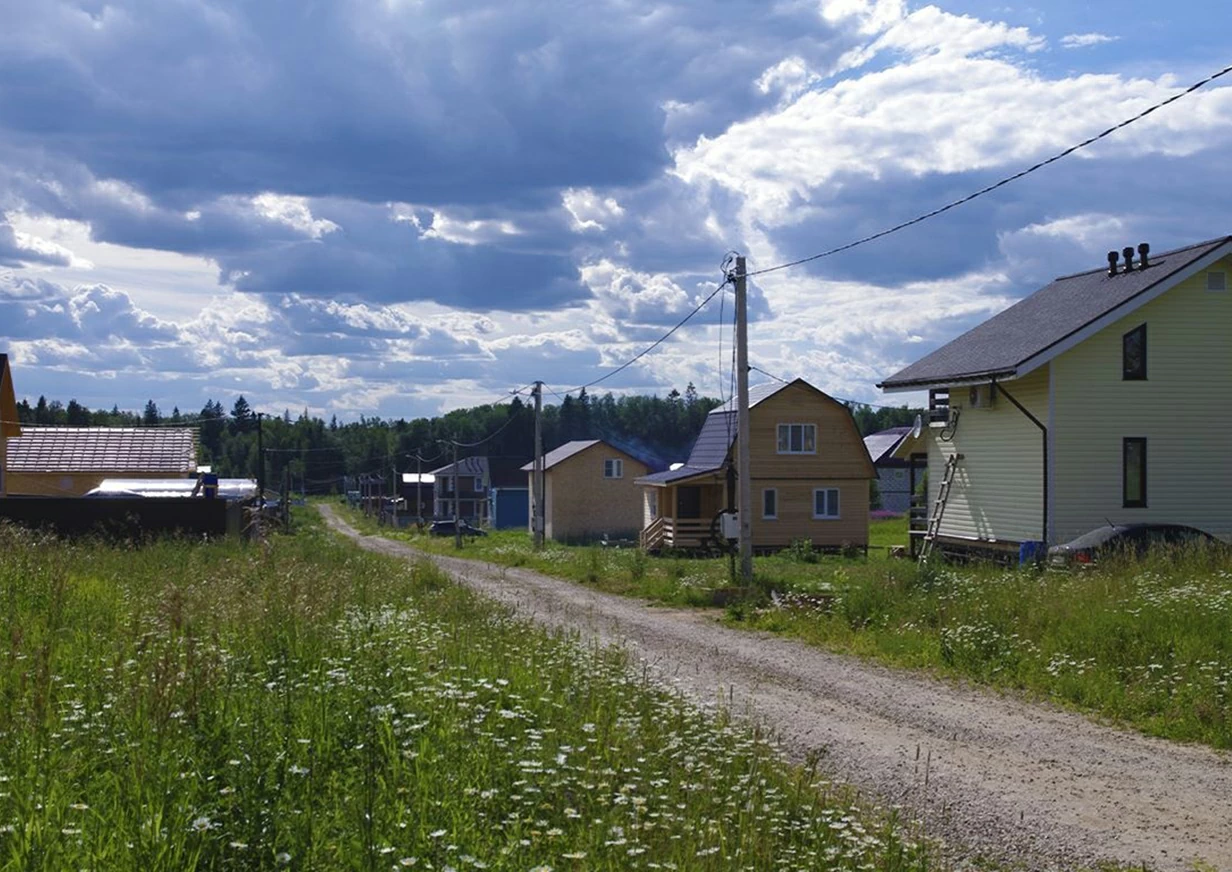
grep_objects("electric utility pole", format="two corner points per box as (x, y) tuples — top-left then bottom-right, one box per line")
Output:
(734, 256), (753, 585)
(416, 454), (423, 525)
(256, 411), (264, 510)
(533, 381), (545, 550)
(452, 440), (462, 550)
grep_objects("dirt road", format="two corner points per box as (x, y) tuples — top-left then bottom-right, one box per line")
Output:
(320, 505), (1231, 871)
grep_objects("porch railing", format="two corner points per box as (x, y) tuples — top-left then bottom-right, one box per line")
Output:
(640, 517), (712, 551)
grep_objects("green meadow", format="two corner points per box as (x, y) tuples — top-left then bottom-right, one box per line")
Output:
(0, 513), (929, 870)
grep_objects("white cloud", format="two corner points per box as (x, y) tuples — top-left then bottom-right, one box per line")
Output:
(251, 194), (339, 239)
(1061, 32), (1117, 49)
(562, 188), (625, 232)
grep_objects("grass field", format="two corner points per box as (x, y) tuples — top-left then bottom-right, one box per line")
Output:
(346, 506), (1232, 749)
(0, 513), (931, 870)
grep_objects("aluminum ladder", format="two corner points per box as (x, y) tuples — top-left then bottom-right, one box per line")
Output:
(918, 453), (962, 563)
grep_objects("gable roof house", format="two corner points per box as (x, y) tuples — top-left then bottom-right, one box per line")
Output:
(520, 440), (649, 542)
(879, 235), (1232, 557)
(1, 353), (200, 498)
(863, 426), (924, 515)
(637, 378), (874, 552)
(0, 354), (21, 497)
(5, 426), (199, 497)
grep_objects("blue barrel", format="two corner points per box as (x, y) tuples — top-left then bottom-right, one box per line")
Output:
(1019, 540), (1044, 565)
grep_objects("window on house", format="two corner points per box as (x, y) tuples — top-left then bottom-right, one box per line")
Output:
(1122, 324), (1147, 381)
(777, 423), (817, 454)
(648, 491), (659, 519)
(1123, 437), (1147, 508)
(1207, 271), (1227, 292)
(762, 488), (778, 519)
(604, 458), (623, 478)
(813, 487), (840, 519)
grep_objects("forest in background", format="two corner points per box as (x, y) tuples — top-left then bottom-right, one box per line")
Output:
(14, 385), (921, 491)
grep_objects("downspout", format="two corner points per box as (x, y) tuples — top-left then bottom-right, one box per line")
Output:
(994, 380), (1048, 546)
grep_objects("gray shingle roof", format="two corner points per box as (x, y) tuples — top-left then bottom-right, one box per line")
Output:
(636, 411), (735, 485)
(519, 440), (600, 472)
(6, 427), (198, 473)
(880, 237), (1232, 390)
(428, 456), (488, 477)
(706, 381), (793, 415)
(864, 427), (911, 465)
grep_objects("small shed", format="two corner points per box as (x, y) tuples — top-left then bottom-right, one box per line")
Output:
(4, 426), (199, 497)
(399, 472), (436, 519)
(522, 440), (649, 542)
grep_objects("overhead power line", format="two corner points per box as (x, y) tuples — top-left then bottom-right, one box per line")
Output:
(745, 60), (1232, 279)
(556, 278), (731, 397)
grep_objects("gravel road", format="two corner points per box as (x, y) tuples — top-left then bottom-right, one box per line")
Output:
(320, 505), (1231, 871)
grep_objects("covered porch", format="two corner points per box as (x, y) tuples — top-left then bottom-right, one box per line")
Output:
(639, 470), (728, 551)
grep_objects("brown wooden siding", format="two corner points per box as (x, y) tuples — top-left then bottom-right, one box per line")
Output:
(539, 444), (649, 541)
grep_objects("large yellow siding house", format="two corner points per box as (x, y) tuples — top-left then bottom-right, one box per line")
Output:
(637, 378), (874, 552)
(879, 235), (1232, 559)
(521, 440), (649, 542)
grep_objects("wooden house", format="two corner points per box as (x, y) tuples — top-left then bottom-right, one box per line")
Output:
(4, 426), (199, 497)
(637, 379), (874, 552)
(520, 440), (649, 542)
(0, 354), (20, 497)
(879, 235), (1232, 558)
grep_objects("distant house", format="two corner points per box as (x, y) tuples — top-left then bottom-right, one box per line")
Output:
(863, 426), (925, 514)
(637, 379), (874, 552)
(4, 425), (199, 497)
(399, 472), (435, 519)
(879, 235), (1232, 557)
(429, 455), (529, 525)
(520, 440), (649, 542)
(430, 456), (489, 523)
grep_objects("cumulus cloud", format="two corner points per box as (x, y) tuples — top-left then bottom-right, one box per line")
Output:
(3, 0), (1232, 418)
(1061, 33), (1117, 49)
(0, 221), (77, 267)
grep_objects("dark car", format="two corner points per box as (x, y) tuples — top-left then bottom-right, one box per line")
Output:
(1047, 523), (1224, 568)
(428, 519), (487, 537)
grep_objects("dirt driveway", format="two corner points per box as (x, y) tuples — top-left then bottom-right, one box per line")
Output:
(320, 505), (1231, 871)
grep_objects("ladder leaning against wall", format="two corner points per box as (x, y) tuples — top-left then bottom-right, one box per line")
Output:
(918, 453), (963, 563)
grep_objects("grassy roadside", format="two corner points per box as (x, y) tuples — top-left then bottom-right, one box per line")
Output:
(338, 503), (1232, 750)
(0, 512), (933, 870)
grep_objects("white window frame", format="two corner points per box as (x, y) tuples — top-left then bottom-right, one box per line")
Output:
(762, 488), (778, 520)
(812, 487), (840, 520)
(777, 423), (817, 454)
(648, 491), (659, 520)
(604, 458), (624, 479)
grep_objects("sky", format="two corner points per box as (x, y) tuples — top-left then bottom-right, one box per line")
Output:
(2, 0), (1231, 420)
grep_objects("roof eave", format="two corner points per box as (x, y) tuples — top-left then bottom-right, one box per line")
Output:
(879, 369), (1019, 393)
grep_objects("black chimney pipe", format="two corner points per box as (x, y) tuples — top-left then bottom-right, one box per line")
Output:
(1107, 250), (1120, 277)
(1138, 242), (1150, 269)
(1123, 246), (1136, 272)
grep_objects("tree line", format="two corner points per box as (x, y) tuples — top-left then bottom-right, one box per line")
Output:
(15, 386), (921, 492)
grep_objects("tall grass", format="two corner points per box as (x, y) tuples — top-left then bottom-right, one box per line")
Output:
(751, 550), (1232, 748)
(0, 516), (929, 870)
(348, 507), (1232, 749)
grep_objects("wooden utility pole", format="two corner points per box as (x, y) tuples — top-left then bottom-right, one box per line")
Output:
(416, 454), (423, 524)
(256, 411), (264, 510)
(533, 381), (545, 550)
(452, 441), (462, 550)
(734, 256), (753, 585)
